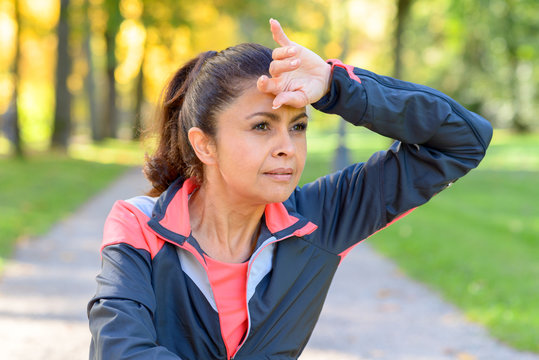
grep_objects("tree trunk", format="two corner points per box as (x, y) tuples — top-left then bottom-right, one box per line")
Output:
(4, 0), (23, 157)
(394, 0), (413, 79)
(3, 98), (23, 158)
(333, 0), (351, 171)
(505, 0), (528, 132)
(132, 48), (145, 140)
(51, 0), (72, 150)
(103, 0), (122, 139)
(103, 30), (117, 138)
(83, 0), (100, 142)
(104, 29), (117, 138)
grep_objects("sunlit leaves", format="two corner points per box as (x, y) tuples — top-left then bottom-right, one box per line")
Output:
(2, 0), (538, 154)
(115, 19), (145, 84)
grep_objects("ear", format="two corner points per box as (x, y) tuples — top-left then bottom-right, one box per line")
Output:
(188, 127), (217, 165)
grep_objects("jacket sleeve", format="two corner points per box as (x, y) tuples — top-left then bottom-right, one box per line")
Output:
(291, 61), (493, 255)
(88, 203), (183, 360)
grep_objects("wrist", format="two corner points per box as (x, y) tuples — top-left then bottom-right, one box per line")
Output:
(311, 62), (332, 104)
(322, 62), (332, 98)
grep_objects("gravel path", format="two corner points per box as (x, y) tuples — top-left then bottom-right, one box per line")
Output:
(0, 168), (536, 360)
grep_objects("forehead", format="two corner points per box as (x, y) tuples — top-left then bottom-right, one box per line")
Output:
(219, 84), (306, 120)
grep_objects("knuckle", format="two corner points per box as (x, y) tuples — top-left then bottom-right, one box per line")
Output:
(271, 61), (283, 74)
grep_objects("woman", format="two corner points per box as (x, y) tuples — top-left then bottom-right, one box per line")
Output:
(88, 19), (492, 359)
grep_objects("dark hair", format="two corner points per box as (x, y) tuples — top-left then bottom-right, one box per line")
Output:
(144, 43), (273, 196)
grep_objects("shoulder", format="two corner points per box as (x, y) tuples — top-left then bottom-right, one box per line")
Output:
(102, 196), (163, 258)
(125, 195), (158, 217)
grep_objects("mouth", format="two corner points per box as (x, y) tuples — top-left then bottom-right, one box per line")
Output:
(263, 168), (294, 182)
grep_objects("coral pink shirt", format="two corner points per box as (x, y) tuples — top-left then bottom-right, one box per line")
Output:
(204, 255), (249, 358)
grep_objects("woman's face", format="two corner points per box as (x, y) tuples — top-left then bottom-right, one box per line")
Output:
(210, 84), (308, 205)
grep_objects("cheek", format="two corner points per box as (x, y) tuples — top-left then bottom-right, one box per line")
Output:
(216, 133), (264, 175)
(296, 138), (307, 170)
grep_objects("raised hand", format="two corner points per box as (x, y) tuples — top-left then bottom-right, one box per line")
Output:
(257, 19), (332, 109)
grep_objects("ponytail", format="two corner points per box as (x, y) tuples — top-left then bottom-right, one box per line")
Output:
(143, 51), (217, 196)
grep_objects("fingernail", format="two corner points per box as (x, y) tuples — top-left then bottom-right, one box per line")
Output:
(288, 47), (296, 55)
(272, 103), (281, 110)
(291, 59), (298, 66)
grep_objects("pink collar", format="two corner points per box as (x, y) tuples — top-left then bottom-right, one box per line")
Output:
(156, 178), (311, 237)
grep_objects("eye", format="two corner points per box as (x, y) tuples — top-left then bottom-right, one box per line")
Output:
(291, 122), (307, 132)
(253, 122), (270, 131)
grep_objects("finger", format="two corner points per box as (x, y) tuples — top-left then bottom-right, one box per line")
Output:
(270, 18), (292, 47)
(257, 75), (282, 95)
(273, 91), (309, 109)
(272, 45), (297, 60)
(269, 58), (301, 77)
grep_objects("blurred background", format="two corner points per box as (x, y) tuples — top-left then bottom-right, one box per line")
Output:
(0, 0), (537, 355)
(1, 0), (538, 156)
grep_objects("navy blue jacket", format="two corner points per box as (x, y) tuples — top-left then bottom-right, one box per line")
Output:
(88, 61), (493, 359)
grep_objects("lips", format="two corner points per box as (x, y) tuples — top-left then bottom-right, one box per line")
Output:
(263, 168), (294, 182)
(264, 168), (293, 175)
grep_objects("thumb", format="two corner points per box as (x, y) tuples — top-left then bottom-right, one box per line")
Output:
(270, 18), (292, 47)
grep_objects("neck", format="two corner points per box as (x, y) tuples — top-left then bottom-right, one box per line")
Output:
(188, 182), (265, 263)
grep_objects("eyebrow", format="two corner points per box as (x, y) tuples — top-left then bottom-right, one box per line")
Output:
(245, 112), (308, 123)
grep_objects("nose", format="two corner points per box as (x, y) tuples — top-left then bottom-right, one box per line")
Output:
(272, 127), (295, 158)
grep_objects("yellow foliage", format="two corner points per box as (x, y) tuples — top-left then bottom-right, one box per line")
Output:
(0, 11), (16, 68)
(19, 32), (56, 83)
(188, 2), (219, 25)
(287, 31), (317, 51)
(0, 74), (14, 113)
(323, 41), (342, 59)
(349, 0), (391, 41)
(190, 14), (238, 53)
(0, 0), (14, 13)
(89, 2), (107, 32)
(115, 19), (146, 84)
(120, 0), (143, 20)
(0, 133), (9, 154)
(68, 57), (87, 93)
(171, 26), (191, 61)
(141, 9), (240, 105)
(18, 80), (54, 148)
(298, 8), (325, 31)
(145, 44), (176, 102)
(20, 0), (59, 31)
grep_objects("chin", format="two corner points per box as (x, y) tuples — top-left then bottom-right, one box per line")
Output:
(262, 186), (296, 204)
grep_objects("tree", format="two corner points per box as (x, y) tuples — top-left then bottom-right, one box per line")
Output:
(132, 42), (146, 140)
(504, 0), (529, 132)
(3, 0), (23, 157)
(393, 0), (413, 79)
(51, 0), (73, 150)
(82, 0), (100, 142)
(132, 0), (192, 139)
(331, 0), (351, 171)
(103, 0), (123, 139)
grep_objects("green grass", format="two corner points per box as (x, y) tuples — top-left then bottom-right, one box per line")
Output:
(302, 126), (539, 353)
(0, 154), (130, 270)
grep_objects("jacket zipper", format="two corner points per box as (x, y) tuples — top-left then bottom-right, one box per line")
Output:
(165, 224), (316, 359)
(231, 230), (309, 358)
(175, 244), (232, 360)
